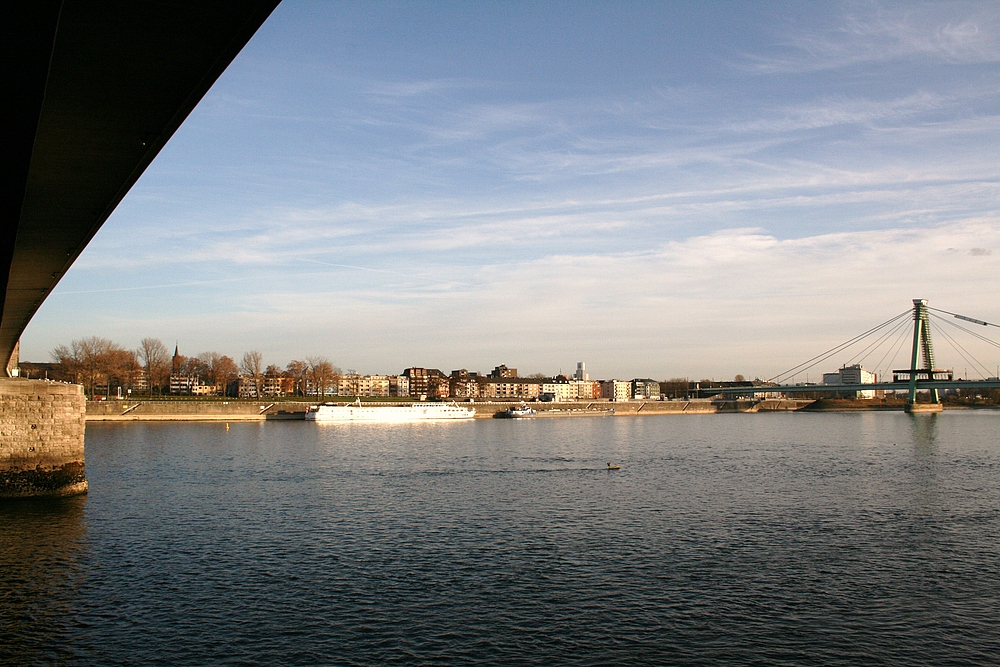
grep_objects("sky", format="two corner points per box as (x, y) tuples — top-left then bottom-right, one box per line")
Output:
(22, 0), (1000, 381)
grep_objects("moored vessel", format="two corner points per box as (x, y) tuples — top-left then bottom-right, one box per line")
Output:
(306, 400), (475, 422)
(493, 404), (537, 419)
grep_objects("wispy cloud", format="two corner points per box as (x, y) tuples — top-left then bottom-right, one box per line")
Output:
(740, 1), (1000, 74)
(723, 91), (952, 133)
(33, 216), (1000, 379)
(364, 77), (492, 98)
(70, 163), (1000, 279)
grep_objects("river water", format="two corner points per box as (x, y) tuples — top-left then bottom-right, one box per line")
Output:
(2, 412), (999, 666)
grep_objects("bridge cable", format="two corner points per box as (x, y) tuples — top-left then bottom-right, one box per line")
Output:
(771, 310), (910, 383)
(929, 313), (999, 377)
(872, 319), (917, 381)
(837, 317), (910, 379)
(857, 317), (913, 378)
(930, 314), (1000, 351)
(932, 311), (1000, 367)
(845, 317), (912, 369)
(930, 320), (993, 380)
(927, 306), (1000, 329)
(769, 309), (911, 384)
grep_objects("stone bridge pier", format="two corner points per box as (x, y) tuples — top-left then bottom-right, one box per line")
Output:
(0, 379), (87, 498)
(2, 2), (279, 498)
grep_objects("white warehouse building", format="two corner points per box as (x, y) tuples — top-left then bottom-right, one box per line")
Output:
(823, 364), (877, 399)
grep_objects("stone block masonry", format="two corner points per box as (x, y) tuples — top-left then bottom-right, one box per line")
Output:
(0, 379), (87, 498)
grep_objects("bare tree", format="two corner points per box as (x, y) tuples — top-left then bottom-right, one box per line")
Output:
(106, 348), (140, 398)
(197, 351), (238, 394)
(175, 355), (190, 376)
(307, 356), (338, 398)
(181, 355), (207, 380)
(197, 351), (221, 388)
(53, 336), (121, 398)
(660, 378), (690, 400)
(241, 350), (264, 399)
(215, 355), (239, 395)
(286, 359), (308, 396)
(77, 338), (106, 397)
(52, 343), (82, 384)
(137, 338), (169, 397)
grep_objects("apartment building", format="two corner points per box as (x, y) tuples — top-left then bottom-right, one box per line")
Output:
(237, 375), (259, 399)
(601, 380), (632, 402)
(404, 367), (430, 397)
(169, 373), (199, 395)
(451, 378), (481, 399)
(541, 381), (579, 402)
(489, 364), (518, 379)
(480, 378), (542, 400)
(428, 376), (451, 399)
(575, 380), (601, 400)
(262, 376), (296, 397)
(303, 378), (338, 396)
(631, 379), (661, 400)
(389, 374), (409, 397)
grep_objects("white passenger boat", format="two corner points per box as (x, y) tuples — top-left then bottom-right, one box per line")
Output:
(305, 399), (475, 422)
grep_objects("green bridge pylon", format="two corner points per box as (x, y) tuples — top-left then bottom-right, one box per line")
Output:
(907, 298), (940, 406)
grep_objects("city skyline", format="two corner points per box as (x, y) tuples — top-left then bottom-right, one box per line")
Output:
(20, 0), (1000, 379)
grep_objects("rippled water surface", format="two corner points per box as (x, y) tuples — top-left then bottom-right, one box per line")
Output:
(3, 412), (1000, 665)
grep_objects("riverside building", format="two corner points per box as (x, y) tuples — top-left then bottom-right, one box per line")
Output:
(631, 379), (661, 400)
(822, 364), (878, 399)
(601, 380), (632, 402)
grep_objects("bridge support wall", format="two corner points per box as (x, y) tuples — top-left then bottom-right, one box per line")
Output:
(904, 402), (944, 414)
(0, 379), (87, 498)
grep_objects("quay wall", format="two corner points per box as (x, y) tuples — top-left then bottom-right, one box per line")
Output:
(86, 398), (815, 421)
(1, 379), (87, 498)
(86, 400), (309, 421)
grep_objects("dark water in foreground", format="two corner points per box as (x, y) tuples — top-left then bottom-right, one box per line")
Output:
(2, 412), (1000, 666)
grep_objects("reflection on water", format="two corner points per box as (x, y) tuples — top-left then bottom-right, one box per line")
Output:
(910, 412), (939, 448)
(2, 412), (1000, 666)
(0, 496), (87, 667)
(907, 413), (941, 508)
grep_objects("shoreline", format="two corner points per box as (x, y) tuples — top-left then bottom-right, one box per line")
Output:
(83, 398), (999, 422)
(85, 398), (762, 421)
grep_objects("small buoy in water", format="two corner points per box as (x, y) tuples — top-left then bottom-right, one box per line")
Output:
(225, 423), (230, 431)
(606, 462), (620, 470)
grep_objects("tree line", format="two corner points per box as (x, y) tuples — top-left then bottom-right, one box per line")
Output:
(44, 336), (341, 399)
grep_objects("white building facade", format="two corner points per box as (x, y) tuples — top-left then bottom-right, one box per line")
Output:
(823, 364), (877, 398)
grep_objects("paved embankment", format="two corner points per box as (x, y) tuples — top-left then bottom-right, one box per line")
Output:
(86, 398), (815, 421)
(86, 400), (313, 421)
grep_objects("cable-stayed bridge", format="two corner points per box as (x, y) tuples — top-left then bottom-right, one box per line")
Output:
(705, 299), (1000, 413)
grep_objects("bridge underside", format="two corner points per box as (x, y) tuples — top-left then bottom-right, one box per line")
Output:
(705, 380), (1000, 397)
(2, 0), (280, 371)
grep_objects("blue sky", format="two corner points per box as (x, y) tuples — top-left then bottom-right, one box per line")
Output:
(23, 0), (1000, 380)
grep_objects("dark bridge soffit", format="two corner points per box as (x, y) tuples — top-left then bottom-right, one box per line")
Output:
(2, 1), (281, 369)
